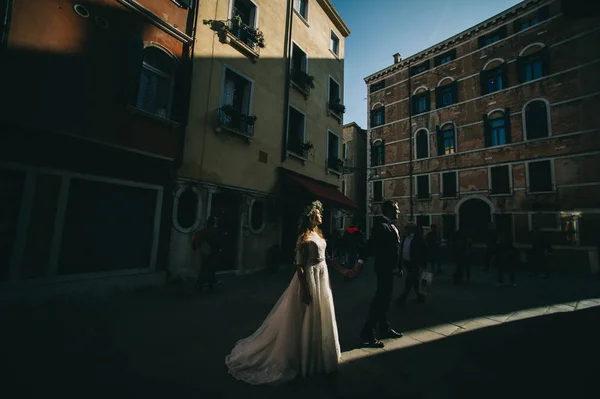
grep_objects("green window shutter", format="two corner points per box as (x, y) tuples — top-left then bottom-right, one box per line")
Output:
(504, 108), (512, 144)
(483, 114), (492, 147)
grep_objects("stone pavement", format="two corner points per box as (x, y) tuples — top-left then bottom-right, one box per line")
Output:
(2, 264), (600, 399)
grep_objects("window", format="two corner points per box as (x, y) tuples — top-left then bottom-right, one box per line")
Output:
(524, 100), (550, 140)
(441, 172), (458, 198)
(410, 60), (430, 76)
(518, 48), (549, 83)
(249, 200), (265, 232)
(291, 43), (311, 92)
(329, 77), (340, 104)
(416, 215), (431, 228)
(437, 124), (456, 156)
(370, 80), (385, 93)
(442, 214), (456, 239)
(528, 160), (553, 193)
(370, 106), (385, 127)
(220, 67), (254, 134)
(327, 131), (341, 172)
(341, 180), (346, 195)
(514, 6), (549, 31)
(484, 110), (512, 147)
(173, 0), (193, 8)
(136, 47), (176, 119)
(412, 90), (430, 114)
(416, 175), (430, 200)
(287, 106), (306, 156)
(371, 140), (385, 167)
(435, 81), (458, 108)
(373, 181), (383, 201)
(434, 48), (456, 66)
(490, 165), (511, 195)
(230, 0), (258, 47)
(330, 31), (340, 56)
(294, 0), (308, 20)
(478, 26), (507, 48)
(480, 65), (507, 95)
(415, 130), (429, 159)
(342, 143), (347, 159)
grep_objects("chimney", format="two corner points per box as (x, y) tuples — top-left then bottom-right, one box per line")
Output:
(393, 53), (402, 64)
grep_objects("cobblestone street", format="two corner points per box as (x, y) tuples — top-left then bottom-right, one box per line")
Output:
(2, 264), (600, 398)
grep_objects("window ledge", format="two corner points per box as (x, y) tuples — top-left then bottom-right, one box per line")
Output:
(327, 107), (343, 123)
(327, 168), (342, 177)
(329, 49), (340, 60)
(489, 193), (513, 197)
(216, 125), (253, 143)
(440, 196), (459, 200)
(286, 150), (308, 165)
(290, 80), (310, 99)
(294, 10), (310, 27)
(126, 105), (181, 128)
(415, 197), (432, 201)
(527, 190), (556, 195)
(221, 30), (260, 63)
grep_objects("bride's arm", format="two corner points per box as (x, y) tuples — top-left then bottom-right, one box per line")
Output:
(326, 255), (350, 275)
(295, 242), (311, 304)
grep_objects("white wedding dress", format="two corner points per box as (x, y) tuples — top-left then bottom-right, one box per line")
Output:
(225, 231), (341, 385)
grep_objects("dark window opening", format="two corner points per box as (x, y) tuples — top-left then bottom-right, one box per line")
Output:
(442, 172), (457, 198)
(370, 80), (385, 93)
(373, 181), (383, 201)
(287, 107), (306, 155)
(434, 48), (457, 66)
(412, 90), (430, 114)
(250, 201), (265, 231)
(371, 141), (385, 166)
(370, 107), (385, 127)
(490, 165), (511, 195)
(478, 26), (507, 48)
(410, 60), (430, 76)
(436, 81), (458, 108)
(515, 6), (549, 31)
(416, 175), (430, 199)
(525, 100), (549, 140)
(417, 215), (431, 228)
(416, 130), (429, 159)
(528, 160), (553, 193)
(136, 47), (176, 119)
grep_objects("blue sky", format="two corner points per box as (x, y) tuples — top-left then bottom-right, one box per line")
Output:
(331, 0), (522, 129)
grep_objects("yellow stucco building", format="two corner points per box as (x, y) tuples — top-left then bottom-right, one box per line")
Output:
(169, 0), (353, 278)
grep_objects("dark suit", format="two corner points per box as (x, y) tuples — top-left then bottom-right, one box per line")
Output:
(398, 233), (427, 303)
(358, 216), (402, 339)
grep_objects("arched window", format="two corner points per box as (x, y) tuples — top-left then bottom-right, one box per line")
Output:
(370, 105), (385, 127)
(484, 109), (512, 147)
(436, 78), (458, 108)
(136, 46), (176, 119)
(517, 43), (549, 83)
(371, 139), (385, 166)
(436, 123), (456, 156)
(412, 87), (430, 114)
(415, 129), (429, 159)
(249, 199), (266, 233)
(480, 59), (507, 95)
(524, 100), (550, 140)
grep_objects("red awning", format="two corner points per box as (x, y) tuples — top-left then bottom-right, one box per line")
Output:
(284, 171), (358, 211)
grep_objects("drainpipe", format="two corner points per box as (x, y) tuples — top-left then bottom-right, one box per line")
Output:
(280, 0), (293, 163)
(408, 59), (414, 220)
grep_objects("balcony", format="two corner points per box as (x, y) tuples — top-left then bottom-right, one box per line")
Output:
(327, 99), (345, 123)
(327, 157), (344, 175)
(290, 69), (315, 99)
(287, 140), (314, 164)
(216, 106), (256, 142)
(203, 17), (265, 62)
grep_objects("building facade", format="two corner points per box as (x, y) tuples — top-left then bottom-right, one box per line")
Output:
(169, 0), (352, 279)
(341, 122), (367, 230)
(0, 0), (197, 299)
(364, 0), (600, 274)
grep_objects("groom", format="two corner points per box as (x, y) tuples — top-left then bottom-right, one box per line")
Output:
(351, 200), (404, 348)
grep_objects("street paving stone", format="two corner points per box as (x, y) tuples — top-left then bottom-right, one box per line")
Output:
(2, 264), (600, 398)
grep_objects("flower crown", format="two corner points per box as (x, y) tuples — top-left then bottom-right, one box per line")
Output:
(302, 200), (323, 219)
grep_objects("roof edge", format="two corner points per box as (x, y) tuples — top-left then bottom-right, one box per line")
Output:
(317, 0), (351, 37)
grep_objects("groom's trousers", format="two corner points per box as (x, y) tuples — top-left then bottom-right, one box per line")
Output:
(361, 271), (394, 338)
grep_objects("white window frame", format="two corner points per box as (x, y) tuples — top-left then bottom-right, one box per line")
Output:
(414, 174), (432, 200)
(440, 171), (459, 199)
(228, 0), (259, 28)
(525, 159), (556, 194)
(528, 212), (561, 232)
(248, 198), (266, 234)
(293, 0), (309, 23)
(416, 214), (431, 228)
(372, 180), (384, 202)
(330, 29), (340, 57)
(439, 121), (458, 155)
(372, 138), (384, 167)
(522, 98), (552, 140)
(327, 129), (342, 174)
(328, 75), (341, 103)
(290, 40), (309, 73)
(488, 164), (513, 196)
(287, 104), (307, 155)
(414, 128), (430, 160)
(219, 64), (255, 115)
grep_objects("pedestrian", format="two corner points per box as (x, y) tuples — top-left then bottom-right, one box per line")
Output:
(531, 228), (553, 278)
(452, 223), (473, 285)
(193, 215), (223, 293)
(496, 231), (517, 286)
(396, 222), (428, 307)
(425, 224), (442, 274)
(342, 224), (363, 281)
(485, 222), (498, 273)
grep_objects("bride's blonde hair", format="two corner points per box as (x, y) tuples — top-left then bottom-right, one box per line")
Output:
(296, 200), (324, 251)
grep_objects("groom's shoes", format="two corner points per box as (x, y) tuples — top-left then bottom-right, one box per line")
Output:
(378, 328), (404, 340)
(360, 338), (385, 348)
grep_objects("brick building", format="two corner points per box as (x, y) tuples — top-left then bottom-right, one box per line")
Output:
(0, 0), (197, 298)
(341, 122), (367, 230)
(364, 0), (600, 274)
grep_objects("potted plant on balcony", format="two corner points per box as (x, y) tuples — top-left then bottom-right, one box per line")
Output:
(292, 70), (315, 93)
(298, 141), (315, 158)
(247, 27), (266, 48)
(329, 98), (346, 115)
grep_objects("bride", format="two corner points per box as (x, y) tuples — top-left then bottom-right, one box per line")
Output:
(225, 200), (351, 385)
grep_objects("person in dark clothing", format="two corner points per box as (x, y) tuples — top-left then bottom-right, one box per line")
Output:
(485, 222), (498, 273)
(496, 231), (516, 286)
(531, 228), (553, 278)
(193, 216), (223, 292)
(452, 224), (473, 285)
(350, 201), (404, 348)
(343, 224), (365, 281)
(396, 222), (428, 307)
(425, 224), (442, 274)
